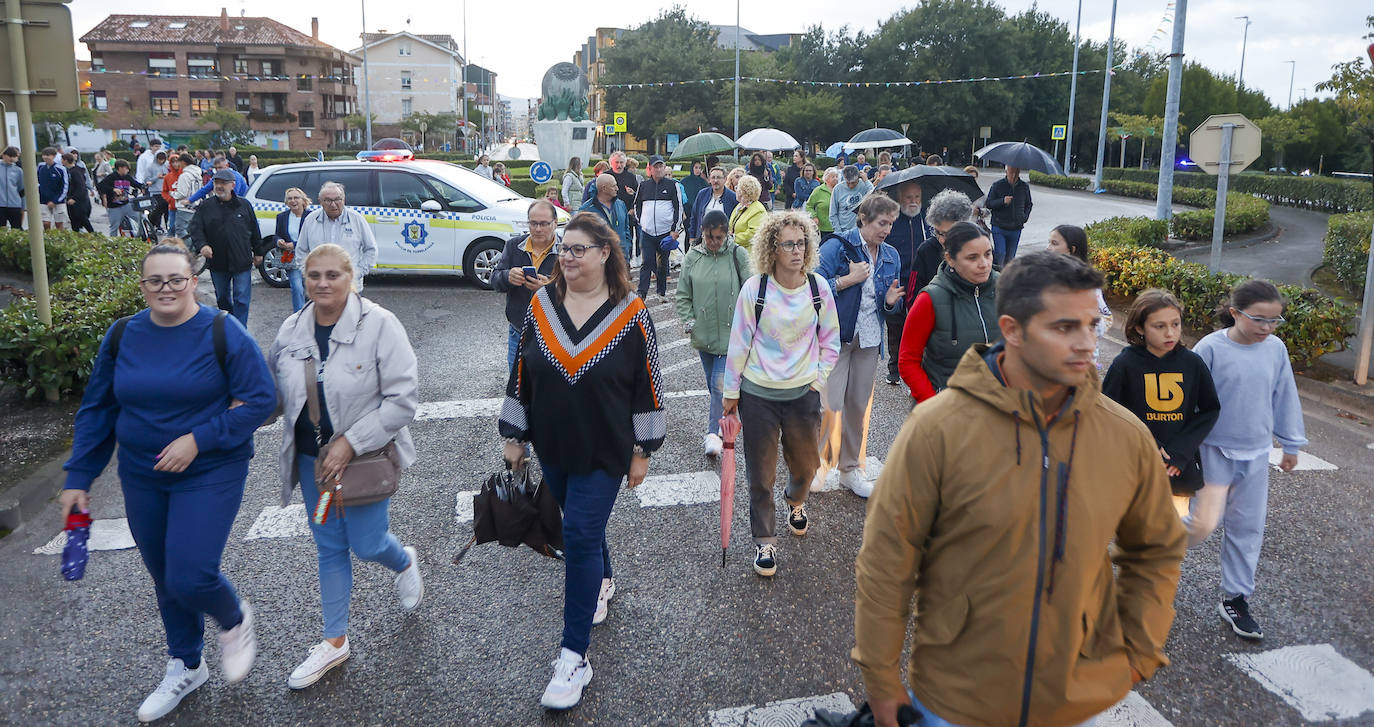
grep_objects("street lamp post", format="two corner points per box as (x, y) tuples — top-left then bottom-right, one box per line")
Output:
(733, 0), (740, 159)
(360, 0), (374, 148)
(1235, 16), (1251, 92)
(1156, 0), (1188, 220)
(1063, 0), (1082, 172)
(1285, 60), (1296, 109)
(1092, 0), (1118, 192)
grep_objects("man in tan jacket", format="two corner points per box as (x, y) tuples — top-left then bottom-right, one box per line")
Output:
(854, 251), (1187, 727)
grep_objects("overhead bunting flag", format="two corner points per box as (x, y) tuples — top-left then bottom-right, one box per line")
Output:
(598, 66), (1121, 90)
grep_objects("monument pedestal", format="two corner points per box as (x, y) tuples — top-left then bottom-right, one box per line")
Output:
(533, 120), (596, 169)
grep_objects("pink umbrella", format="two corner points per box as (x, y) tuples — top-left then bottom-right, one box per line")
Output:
(719, 412), (742, 567)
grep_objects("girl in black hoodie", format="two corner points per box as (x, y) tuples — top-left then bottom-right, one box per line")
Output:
(1103, 289), (1221, 496)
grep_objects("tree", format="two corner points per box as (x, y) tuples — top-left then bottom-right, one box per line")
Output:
(654, 109), (710, 139)
(196, 108), (255, 148)
(129, 109), (159, 144)
(35, 107), (98, 146)
(1315, 16), (1374, 180)
(1255, 115), (1313, 169)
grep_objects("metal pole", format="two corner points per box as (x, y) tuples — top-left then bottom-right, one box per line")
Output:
(733, 0), (740, 159)
(1092, 0), (1118, 191)
(1208, 123), (1234, 273)
(1357, 137), (1374, 386)
(1064, 0), (1082, 172)
(460, 0), (467, 153)
(1156, 0), (1187, 219)
(360, 0), (374, 148)
(4, 0), (55, 400)
(1285, 60), (1295, 109)
(1235, 16), (1251, 92)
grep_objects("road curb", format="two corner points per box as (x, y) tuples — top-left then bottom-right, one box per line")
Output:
(0, 449), (68, 533)
(1294, 375), (1374, 420)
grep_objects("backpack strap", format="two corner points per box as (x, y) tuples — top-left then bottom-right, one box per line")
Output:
(107, 316), (133, 362)
(754, 273), (769, 325)
(807, 273), (823, 333)
(213, 310), (228, 375)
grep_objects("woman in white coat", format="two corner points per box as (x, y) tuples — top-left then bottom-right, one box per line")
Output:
(267, 243), (423, 690)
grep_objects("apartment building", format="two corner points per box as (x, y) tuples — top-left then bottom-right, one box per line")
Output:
(80, 10), (361, 151)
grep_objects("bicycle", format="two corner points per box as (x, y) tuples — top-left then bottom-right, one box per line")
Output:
(118, 194), (160, 243)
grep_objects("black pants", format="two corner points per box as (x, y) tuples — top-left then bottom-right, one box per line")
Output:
(739, 388), (822, 544)
(148, 195), (168, 229)
(69, 201), (94, 233)
(637, 233), (670, 297)
(886, 310), (905, 377)
(1, 207), (22, 229)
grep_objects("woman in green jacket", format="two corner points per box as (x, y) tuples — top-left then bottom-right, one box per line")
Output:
(675, 209), (751, 457)
(805, 167), (837, 234)
(729, 175), (768, 249)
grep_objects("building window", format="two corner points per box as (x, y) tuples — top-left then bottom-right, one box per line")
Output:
(261, 93), (286, 115)
(236, 93), (251, 112)
(297, 75), (313, 91)
(189, 92), (219, 117)
(401, 71), (412, 90)
(298, 110), (315, 128)
(168, 21), (187, 29)
(150, 91), (179, 116)
(130, 20), (150, 28)
(234, 57), (249, 74)
(399, 41), (412, 56)
(187, 55), (216, 78)
(91, 90), (108, 111)
(147, 53), (176, 75)
(261, 59), (283, 77)
(90, 55), (105, 72)
(401, 98), (412, 118)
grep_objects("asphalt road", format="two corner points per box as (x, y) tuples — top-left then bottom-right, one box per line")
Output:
(3, 190), (1373, 726)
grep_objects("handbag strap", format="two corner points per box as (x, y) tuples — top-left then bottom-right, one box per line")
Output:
(303, 357), (323, 445)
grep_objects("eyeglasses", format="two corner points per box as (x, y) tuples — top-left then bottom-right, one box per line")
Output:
(933, 228), (949, 239)
(140, 276), (191, 292)
(776, 241), (805, 252)
(557, 243), (604, 258)
(1236, 309), (1285, 327)
(527, 219), (555, 228)
(319, 197), (344, 204)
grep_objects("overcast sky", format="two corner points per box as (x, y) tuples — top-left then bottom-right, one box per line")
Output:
(68, 0), (1369, 108)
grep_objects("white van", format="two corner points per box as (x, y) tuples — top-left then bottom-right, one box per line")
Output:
(245, 152), (565, 289)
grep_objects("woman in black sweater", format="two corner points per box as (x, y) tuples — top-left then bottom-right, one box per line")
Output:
(1102, 289), (1221, 497)
(499, 211), (665, 711)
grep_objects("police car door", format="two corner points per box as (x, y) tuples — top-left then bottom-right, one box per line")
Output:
(376, 170), (451, 271)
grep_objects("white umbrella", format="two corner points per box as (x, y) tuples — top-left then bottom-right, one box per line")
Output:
(737, 128), (800, 151)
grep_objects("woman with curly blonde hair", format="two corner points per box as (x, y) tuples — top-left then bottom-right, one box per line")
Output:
(722, 210), (841, 577)
(728, 174), (768, 249)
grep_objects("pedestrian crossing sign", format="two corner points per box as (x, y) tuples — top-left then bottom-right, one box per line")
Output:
(1051, 124), (1067, 140)
(605, 124), (615, 135)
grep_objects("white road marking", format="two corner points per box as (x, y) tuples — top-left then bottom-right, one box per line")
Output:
(1098, 691), (1176, 727)
(662, 357), (700, 374)
(664, 389), (708, 400)
(1268, 449), (1338, 471)
(417, 398), (502, 421)
(244, 504), (311, 540)
(708, 692), (856, 727)
(455, 491), (479, 523)
(661, 337), (690, 351)
(632, 470), (721, 508)
(1227, 643), (1374, 721)
(815, 456), (884, 493)
(649, 302), (673, 313)
(1367, 443), (1374, 450)
(33, 518), (136, 555)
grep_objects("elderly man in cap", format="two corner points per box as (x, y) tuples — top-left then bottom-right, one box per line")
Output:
(632, 155), (682, 302)
(189, 169), (268, 325)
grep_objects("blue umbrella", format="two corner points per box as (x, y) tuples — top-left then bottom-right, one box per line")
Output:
(974, 141), (1064, 175)
(824, 141), (846, 158)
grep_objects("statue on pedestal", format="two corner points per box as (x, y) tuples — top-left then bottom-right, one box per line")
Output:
(537, 63), (590, 122)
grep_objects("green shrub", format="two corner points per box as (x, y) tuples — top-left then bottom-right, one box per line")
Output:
(1028, 171), (1090, 190)
(0, 230), (147, 398)
(1101, 168), (1371, 213)
(1087, 218), (1355, 368)
(1098, 180), (1270, 240)
(1322, 212), (1372, 296)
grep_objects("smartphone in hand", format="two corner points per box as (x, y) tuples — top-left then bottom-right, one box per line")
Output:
(522, 266), (537, 277)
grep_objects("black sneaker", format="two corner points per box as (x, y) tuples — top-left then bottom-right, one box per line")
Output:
(1219, 596), (1264, 640)
(753, 544), (777, 577)
(885, 372), (901, 386)
(787, 504), (808, 536)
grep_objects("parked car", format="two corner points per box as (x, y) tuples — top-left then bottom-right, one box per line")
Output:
(244, 150), (566, 289)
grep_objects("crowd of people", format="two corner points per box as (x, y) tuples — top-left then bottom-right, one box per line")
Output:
(53, 143), (1308, 725)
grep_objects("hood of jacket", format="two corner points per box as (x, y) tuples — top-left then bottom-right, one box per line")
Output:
(852, 343), (1187, 727)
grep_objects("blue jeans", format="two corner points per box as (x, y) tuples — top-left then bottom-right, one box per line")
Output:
(507, 324), (521, 372)
(297, 455), (410, 639)
(288, 268), (306, 312)
(990, 226), (1023, 266)
(620, 232), (633, 263)
(106, 203), (139, 236)
(910, 691), (1096, 727)
(121, 464), (247, 664)
(209, 269), (253, 326)
(637, 233), (670, 297)
(540, 461), (620, 657)
(699, 351), (726, 436)
(173, 209), (193, 241)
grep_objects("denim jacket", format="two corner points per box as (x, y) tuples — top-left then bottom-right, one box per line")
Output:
(817, 228), (901, 351)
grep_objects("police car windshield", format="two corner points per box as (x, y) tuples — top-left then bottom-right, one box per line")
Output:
(422, 162), (525, 203)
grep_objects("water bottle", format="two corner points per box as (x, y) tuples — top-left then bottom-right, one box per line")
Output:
(62, 509), (93, 581)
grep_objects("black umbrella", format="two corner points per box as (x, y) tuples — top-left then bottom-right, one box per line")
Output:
(453, 465), (563, 564)
(973, 141), (1064, 175)
(372, 137), (412, 151)
(876, 165), (984, 202)
(844, 127), (914, 151)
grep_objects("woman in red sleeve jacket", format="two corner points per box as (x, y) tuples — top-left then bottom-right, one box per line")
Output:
(897, 221), (1000, 403)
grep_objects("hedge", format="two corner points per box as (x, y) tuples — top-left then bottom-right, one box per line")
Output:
(1086, 216), (1356, 368)
(1095, 179), (1271, 241)
(1101, 168), (1372, 214)
(1028, 172), (1090, 190)
(0, 230), (146, 398)
(1322, 212), (1372, 296)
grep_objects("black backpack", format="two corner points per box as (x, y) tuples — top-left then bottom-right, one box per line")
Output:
(108, 310), (229, 374)
(754, 273), (824, 333)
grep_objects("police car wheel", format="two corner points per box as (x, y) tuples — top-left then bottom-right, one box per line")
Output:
(465, 239), (505, 290)
(258, 245), (291, 288)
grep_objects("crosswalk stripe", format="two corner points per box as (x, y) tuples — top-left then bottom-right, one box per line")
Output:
(632, 470), (721, 508)
(1268, 448), (1338, 471)
(1098, 692), (1175, 727)
(1227, 644), (1374, 721)
(708, 692), (856, 727)
(661, 357), (700, 374)
(244, 504), (312, 540)
(33, 518), (135, 555)
(661, 337), (690, 351)
(455, 491), (478, 523)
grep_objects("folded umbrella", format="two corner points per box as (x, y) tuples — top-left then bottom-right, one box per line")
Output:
(719, 412), (741, 567)
(973, 141), (1064, 175)
(454, 464), (564, 564)
(875, 165), (984, 202)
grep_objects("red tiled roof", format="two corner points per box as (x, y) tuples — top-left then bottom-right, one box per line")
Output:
(81, 13), (351, 56)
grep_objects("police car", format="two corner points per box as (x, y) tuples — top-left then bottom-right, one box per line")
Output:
(246, 150), (566, 290)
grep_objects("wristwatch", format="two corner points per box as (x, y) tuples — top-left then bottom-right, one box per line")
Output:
(633, 444), (650, 459)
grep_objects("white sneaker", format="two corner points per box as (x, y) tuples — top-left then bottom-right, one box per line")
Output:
(540, 648), (593, 710)
(840, 469), (874, 498)
(137, 658), (209, 722)
(592, 578), (616, 625)
(395, 545), (424, 611)
(217, 600), (256, 684)
(703, 433), (723, 458)
(288, 638), (351, 690)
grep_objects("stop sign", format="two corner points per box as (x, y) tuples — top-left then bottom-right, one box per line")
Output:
(1190, 113), (1262, 176)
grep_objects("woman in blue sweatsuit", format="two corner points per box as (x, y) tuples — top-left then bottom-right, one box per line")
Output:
(59, 243), (276, 723)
